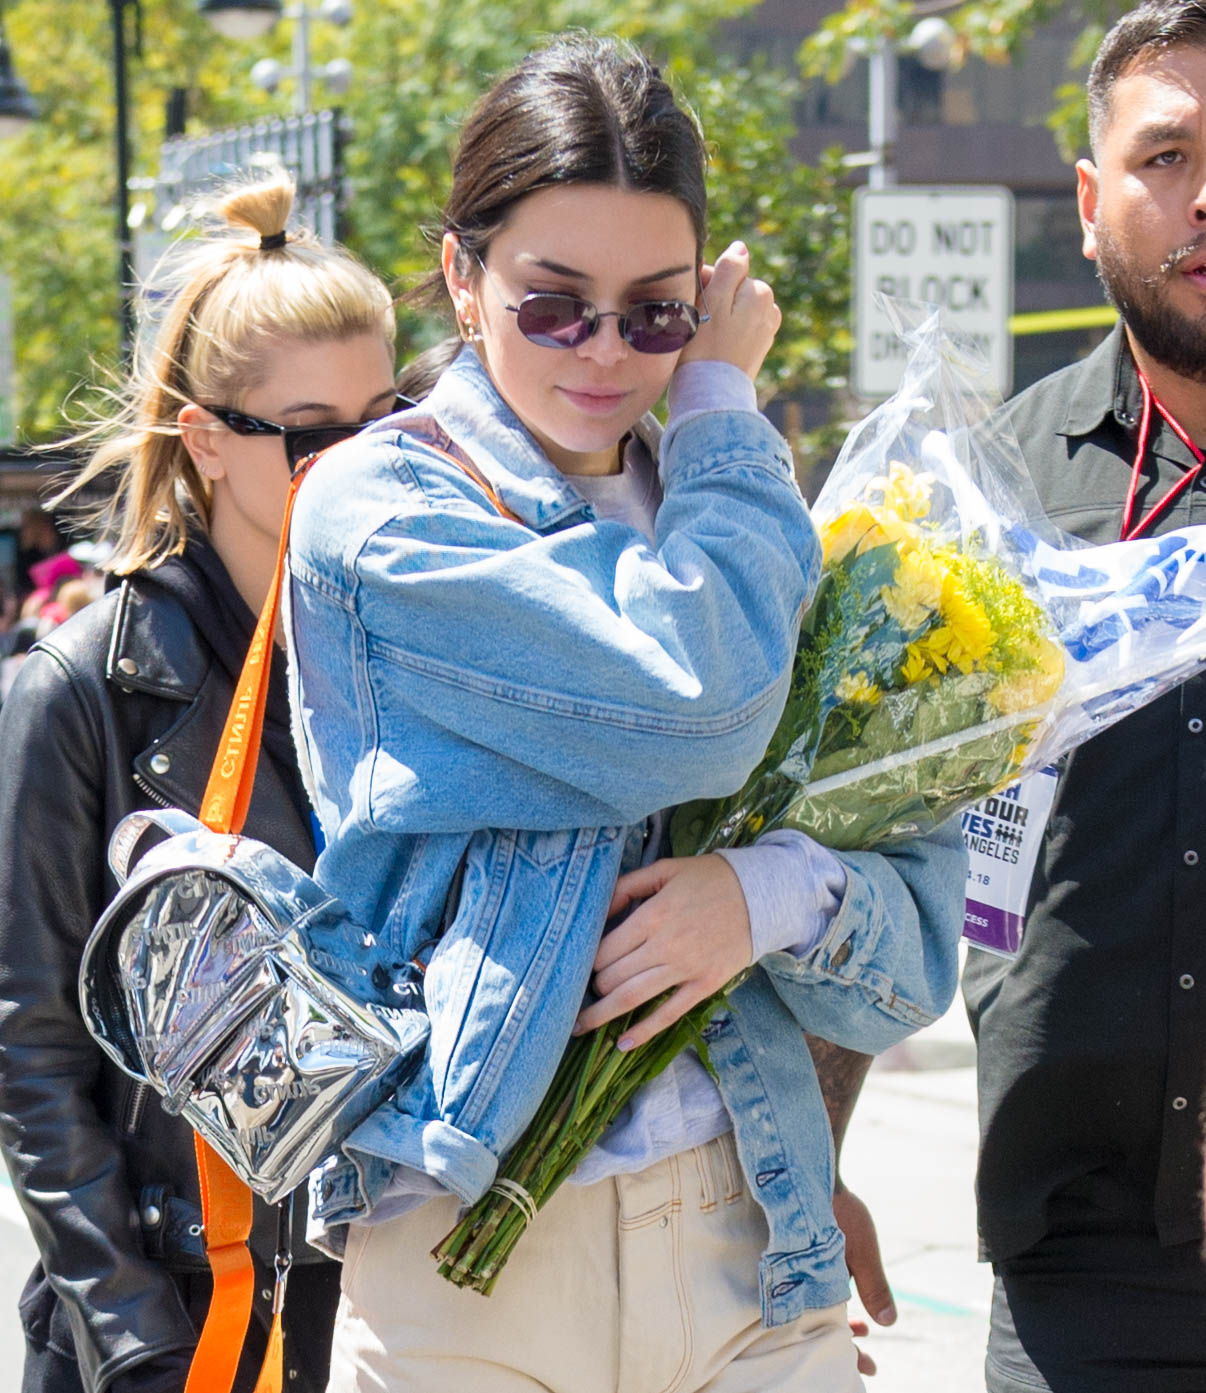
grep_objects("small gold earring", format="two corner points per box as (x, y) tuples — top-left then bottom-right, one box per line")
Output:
(459, 315), (482, 344)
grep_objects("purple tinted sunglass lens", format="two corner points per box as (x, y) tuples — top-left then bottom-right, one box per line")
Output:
(516, 295), (595, 348)
(512, 293), (701, 353)
(625, 302), (700, 354)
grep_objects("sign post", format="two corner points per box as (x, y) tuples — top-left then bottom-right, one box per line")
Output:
(854, 185), (1014, 398)
(0, 276), (13, 446)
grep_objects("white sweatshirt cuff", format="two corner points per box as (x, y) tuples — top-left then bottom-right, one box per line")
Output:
(662, 360), (758, 454)
(716, 829), (847, 960)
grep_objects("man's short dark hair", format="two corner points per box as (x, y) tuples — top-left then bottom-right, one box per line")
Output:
(1088, 1), (1206, 155)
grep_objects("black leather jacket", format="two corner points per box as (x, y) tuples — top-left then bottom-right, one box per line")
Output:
(0, 563), (326, 1392)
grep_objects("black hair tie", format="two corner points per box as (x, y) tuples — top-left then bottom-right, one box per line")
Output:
(259, 230), (288, 251)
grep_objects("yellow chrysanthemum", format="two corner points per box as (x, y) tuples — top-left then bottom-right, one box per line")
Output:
(882, 547), (945, 629)
(822, 502), (924, 565)
(836, 671), (881, 705)
(938, 575), (997, 671)
(865, 510), (919, 555)
(867, 460), (935, 522)
(900, 644), (930, 684)
(985, 636), (1065, 715)
(915, 626), (952, 674)
(821, 504), (879, 564)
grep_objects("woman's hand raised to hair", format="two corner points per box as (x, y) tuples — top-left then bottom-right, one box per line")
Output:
(572, 854), (754, 1052)
(679, 240), (781, 382)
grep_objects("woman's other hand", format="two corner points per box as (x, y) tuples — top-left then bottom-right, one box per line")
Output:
(679, 240), (781, 381)
(573, 854), (753, 1051)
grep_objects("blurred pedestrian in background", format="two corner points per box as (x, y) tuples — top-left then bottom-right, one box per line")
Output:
(0, 169), (400, 1393)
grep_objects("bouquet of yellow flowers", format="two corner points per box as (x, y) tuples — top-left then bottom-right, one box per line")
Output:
(670, 453), (1065, 854)
(433, 303), (1206, 1294)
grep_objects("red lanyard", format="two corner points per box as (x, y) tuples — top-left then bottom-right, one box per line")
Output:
(1120, 370), (1205, 540)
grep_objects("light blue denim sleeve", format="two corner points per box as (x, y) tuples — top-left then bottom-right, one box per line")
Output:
(756, 818), (968, 1053)
(290, 410), (820, 831)
(340, 825), (628, 1209)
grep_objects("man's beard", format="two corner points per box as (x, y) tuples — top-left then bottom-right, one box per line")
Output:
(1096, 220), (1206, 383)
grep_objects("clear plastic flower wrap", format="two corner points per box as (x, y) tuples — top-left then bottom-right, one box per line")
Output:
(673, 300), (1206, 855)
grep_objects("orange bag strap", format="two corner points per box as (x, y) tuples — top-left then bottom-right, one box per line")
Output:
(184, 1136), (258, 1393)
(199, 457), (313, 837)
(200, 440), (516, 838)
(433, 445), (523, 525)
(186, 455), (318, 1393)
(185, 440), (516, 1393)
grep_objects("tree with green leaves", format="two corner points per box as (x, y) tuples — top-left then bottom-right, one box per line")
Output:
(1, 0), (1113, 459)
(798, 0), (1128, 160)
(0, 0), (854, 462)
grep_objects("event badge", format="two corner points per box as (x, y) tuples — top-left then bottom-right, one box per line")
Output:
(961, 765), (1059, 957)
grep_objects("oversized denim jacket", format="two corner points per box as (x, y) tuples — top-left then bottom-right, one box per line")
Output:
(285, 348), (967, 1326)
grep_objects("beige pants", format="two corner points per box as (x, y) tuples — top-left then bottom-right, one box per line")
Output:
(326, 1132), (864, 1393)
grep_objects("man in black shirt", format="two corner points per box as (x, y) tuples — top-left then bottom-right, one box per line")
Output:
(964, 4), (1206, 1390)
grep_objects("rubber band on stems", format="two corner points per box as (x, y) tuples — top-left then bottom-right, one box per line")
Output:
(486, 1177), (538, 1227)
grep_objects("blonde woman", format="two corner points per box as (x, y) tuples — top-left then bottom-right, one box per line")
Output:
(0, 173), (399, 1393)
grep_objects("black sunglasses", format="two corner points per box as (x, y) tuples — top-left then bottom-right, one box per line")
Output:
(475, 254), (708, 355)
(201, 394), (411, 470)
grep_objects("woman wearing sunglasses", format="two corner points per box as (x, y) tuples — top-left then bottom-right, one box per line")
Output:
(287, 35), (964, 1393)
(0, 172), (400, 1393)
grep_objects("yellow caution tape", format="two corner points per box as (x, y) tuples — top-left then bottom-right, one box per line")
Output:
(1008, 305), (1119, 335)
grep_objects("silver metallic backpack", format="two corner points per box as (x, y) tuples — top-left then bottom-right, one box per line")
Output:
(80, 807), (428, 1204)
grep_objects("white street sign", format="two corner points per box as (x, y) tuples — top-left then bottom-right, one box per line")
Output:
(854, 185), (1014, 399)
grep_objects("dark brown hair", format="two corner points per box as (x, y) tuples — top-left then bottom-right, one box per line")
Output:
(441, 33), (706, 284)
(1088, 1), (1206, 155)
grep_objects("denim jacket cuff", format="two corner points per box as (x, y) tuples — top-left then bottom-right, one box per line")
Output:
(759, 1227), (850, 1325)
(343, 1109), (500, 1206)
(305, 1149), (381, 1254)
(764, 851), (885, 984)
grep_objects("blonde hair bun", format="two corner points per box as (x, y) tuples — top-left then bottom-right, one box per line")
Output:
(53, 169), (396, 574)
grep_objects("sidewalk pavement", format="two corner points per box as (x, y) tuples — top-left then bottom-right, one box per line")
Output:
(0, 966), (989, 1389)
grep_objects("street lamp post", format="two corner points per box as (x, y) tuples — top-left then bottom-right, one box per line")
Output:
(111, 0), (137, 361)
(246, 0), (352, 115)
(845, 16), (959, 189)
(867, 41), (897, 190)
